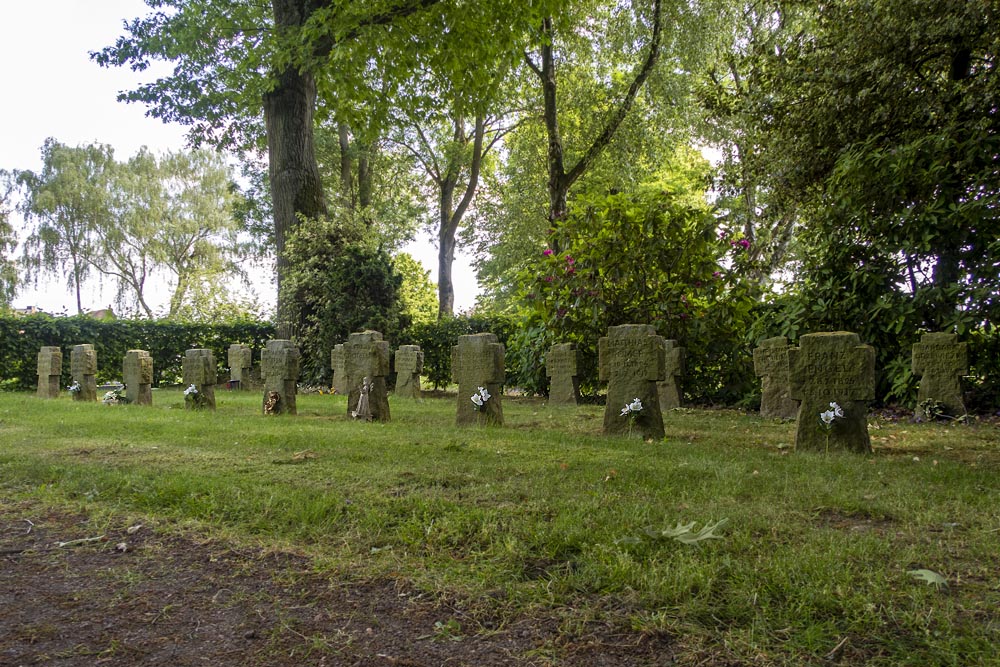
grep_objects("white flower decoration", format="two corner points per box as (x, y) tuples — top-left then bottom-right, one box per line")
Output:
(183, 384), (198, 396)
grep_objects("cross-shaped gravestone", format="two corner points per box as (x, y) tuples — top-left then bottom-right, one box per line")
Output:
(546, 343), (580, 405)
(70, 344), (98, 402)
(123, 349), (153, 405)
(599, 324), (666, 438)
(344, 331), (391, 422)
(394, 344), (423, 400)
(452, 333), (504, 426)
(330, 344), (347, 395)
(912, 332), (968, 418)
(261, 339), (300, 415)
(228, 343), (252, 389)
(36, 346), (62, 399)
(657, 339), (685, 412)
(753, 336), (798, 419)
(182, 348), (217, 410)
(788, 332), (875, 453)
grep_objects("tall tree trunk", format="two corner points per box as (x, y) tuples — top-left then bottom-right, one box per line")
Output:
(529, 0), (663, 226)
(436, 116), (485, 319)
(263, 66), (327, 329)
(438, 178), (457, 318)
(338, 121), (354, 204)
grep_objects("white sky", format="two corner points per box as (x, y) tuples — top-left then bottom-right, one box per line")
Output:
(1, 0), (479, 316)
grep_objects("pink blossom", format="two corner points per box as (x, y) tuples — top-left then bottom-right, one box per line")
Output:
(543, 249), (553, 256)
(544, 276), (554, 282)
(565, 255), (575, 264)
(712, 271), (721, 278)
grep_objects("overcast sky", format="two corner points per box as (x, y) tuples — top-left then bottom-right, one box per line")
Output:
(1, 0), (476, 315)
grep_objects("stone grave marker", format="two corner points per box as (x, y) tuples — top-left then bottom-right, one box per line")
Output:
(344, 331), (391, 422)
(36, 346), (62, 399)
(452, 333), (504, 426)
(394, 344), (423, 399)
(546, 343), (580, 405)
(182, 348), (217, 410)
(261, 339), (300, 415)
(598, 324), (666, 438)
(123, 349), (153, 405)
(788, 331), (875, 453)
(330, 344), (347, 395)
(912, 332), (968, 418)
(70, 344), (98, 401)
(657, 339), (685, 412)
(228, 343), (252, 389)
(753, 336), (798, 419)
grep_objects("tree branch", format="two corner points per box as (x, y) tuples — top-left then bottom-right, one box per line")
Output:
(564, 0), (663, 188)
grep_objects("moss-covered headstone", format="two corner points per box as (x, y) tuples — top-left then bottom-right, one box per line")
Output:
(599, 324), (666, 439)
(123, 349), (153, 405)
(912, 333), (967, 418)
(393, 344), (423, 400)
(788, 332), (875, 453)
(345, 331), (391, 422)
(452, 333), (504, 427)
(753, 336), (797, 419)
(36, 346), (62, 399)
(546, 343), (580, 406)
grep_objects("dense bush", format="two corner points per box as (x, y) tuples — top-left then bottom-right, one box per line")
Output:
(515, 180), (760, 404)
(0, 314), (274, 391)
(281, 218), (409, 385)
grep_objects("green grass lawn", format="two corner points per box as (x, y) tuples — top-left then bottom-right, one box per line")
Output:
(1, 390), (998, 666)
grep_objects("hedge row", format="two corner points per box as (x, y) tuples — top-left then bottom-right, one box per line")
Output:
(0, 315), (274, 390)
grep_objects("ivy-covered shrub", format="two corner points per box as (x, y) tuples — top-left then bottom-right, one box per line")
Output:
(0, 314), (274, 391)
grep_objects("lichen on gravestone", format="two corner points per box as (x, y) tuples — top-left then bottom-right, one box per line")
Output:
(788, 332), (875, 453)
(598, 324), (666, 439)
(452, 333), (505, 427)
(546, 343), (580, 406)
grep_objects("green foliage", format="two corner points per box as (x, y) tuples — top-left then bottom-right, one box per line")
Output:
(394, 252), (439, 326)
(405, 314), (516, 390)
(0, 171), (17, 306)
(17, 140), (246, 319)
(517, 161), (758, 403)
(0, 314), (273, 390)
(708, 0), (1000, 409)
(281, 217), (409, 385)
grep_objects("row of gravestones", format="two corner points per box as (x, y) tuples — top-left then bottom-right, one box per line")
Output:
(34, 329), (967, 452)
(544, 326), (967, 452)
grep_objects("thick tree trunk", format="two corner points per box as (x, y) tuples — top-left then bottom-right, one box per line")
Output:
(436, 116), (485, 319)
(263, 65), (327, 328)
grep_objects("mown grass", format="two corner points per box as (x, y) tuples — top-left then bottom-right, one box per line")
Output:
(1, 390), (998, 666)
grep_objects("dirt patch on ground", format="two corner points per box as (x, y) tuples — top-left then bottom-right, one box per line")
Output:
(0, 500), (679, 667)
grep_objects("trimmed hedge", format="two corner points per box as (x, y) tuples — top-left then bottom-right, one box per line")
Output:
(404, 314), (517, 389)
(0, 315), (274, 390)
